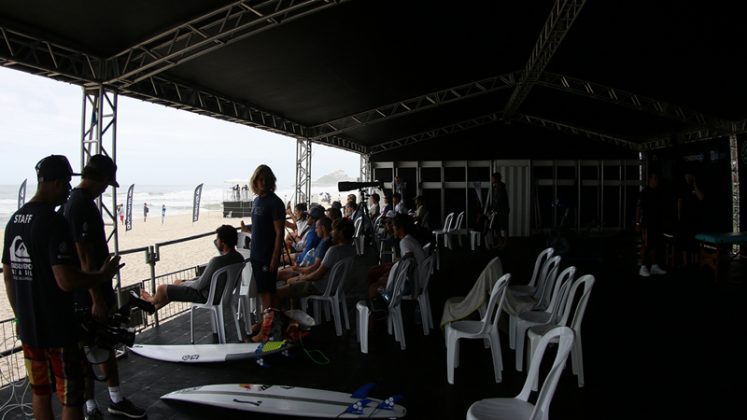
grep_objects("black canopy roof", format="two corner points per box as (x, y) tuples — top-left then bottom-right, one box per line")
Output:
(1, 0), (742, 160)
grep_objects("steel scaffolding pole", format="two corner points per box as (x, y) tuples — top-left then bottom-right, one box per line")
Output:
(729, 134), (741, 254)
(359, 154), (370, 183)
(503, 0), (587, 118)
(80, 86), (122, 305)
(296, 138), (312, 207)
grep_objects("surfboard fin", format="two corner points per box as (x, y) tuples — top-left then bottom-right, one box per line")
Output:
(344, 398), (373, 415)
(350, 383), (375, 399)
(376, 394), (403, 411)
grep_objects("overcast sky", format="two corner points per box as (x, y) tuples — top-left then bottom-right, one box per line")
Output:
(0, 67), (360, 189)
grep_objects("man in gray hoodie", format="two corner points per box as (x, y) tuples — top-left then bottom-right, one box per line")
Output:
(141, 225), (243, 310)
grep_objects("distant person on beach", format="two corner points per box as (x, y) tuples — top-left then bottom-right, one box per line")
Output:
(117, 204), (124, 226)
(240, 165), (285, 314)
(161, 204), (166, 224)
(2, 155), (122, 420)
(140, 225), (243, 313)
(61, 154), (145, 419)
(143, 202), (149, 222)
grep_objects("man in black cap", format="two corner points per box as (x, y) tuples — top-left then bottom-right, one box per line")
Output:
(61, 154), (145, 419)
(2, 155), (122, 420)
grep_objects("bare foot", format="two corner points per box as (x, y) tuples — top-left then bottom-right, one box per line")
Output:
(140, 289), (154, 302)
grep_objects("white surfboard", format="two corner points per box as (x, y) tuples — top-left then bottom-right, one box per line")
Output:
(129, 341), (290, 363)
(162, 383), (406, 418)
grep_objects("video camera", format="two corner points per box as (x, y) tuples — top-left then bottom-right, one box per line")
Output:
(337, 181), (384, 192)
(78, 291), (156, 357)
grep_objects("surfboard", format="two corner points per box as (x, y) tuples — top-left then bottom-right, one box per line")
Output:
(161, 383), (406, 418)
(129, 341), (290, 363)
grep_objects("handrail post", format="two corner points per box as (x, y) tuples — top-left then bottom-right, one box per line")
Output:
(146, 245), (160, 326)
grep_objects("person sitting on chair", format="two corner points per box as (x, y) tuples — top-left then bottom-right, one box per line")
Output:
(285, 205), (324, 266)
(141, 225), (244, 311)
(277, 216), (334, 283)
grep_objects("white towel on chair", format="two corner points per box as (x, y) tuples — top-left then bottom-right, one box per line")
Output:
(440, 257), (503, 328)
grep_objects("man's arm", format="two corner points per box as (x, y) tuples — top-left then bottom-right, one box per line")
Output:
(51, 255), (123, 292)
(3, 264), (16, 316)
(186, 257), (220, 292)
(74, 241), (109, 320)
(293, 263), (329, 284)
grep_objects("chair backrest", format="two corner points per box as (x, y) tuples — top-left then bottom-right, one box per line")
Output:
(321, 256), (355, 297)
(545, 266), (575, 318)
(204, 262), (246, 305)
(531, 256), (562, 310)
(516, 326), (575, 419)
(414, 254), (436, 298)
(389, 257), (416, 310)
(452, 211), (465, 231)
(478, 273), (511, 334)
(442, 212), (454, 231)
(527, 247), (554, 288)
(556, 274), (595, 332)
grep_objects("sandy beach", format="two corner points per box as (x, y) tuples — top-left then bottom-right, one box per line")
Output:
(0, 210), (248, 322)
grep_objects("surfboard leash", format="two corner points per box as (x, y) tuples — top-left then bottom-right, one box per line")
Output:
(299, 334), (330, 365)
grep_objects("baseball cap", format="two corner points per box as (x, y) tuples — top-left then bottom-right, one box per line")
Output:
(309, 205), (325, 219)
(83, 154), (119, 187)
(35, 155), (79, 183)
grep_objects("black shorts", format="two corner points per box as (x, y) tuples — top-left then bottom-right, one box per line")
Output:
(252, 261), (277, 294)
(166, 285), (207, 303)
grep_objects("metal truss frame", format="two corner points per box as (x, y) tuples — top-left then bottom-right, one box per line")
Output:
(308, 73), (517, 140)
(105, 0), (348, 88)
(729, 134), (741, 253)
(0, 24), (102, 84)
(368, 113), (502, 155)
(515, 113), (641, 150)
(503, 0), (587, 118)
(359, 154), (370, 183)
(295, 138), (312, 207)
(537, 72), (732, 130)
(80, 86), (123, 303)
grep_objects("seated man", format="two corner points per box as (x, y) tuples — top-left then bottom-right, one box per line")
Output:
(141, 225), (244, 311)
(284, 205), (324, 266)
(368, 213), (425, 298)
(284, 203), (309, 251)
(277, 218), (356, 304)
(277, 216), (333, 283)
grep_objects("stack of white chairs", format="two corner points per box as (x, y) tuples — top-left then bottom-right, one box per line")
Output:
(513, 266), (575, 371)
(526, 274), (595, 390)
(445, 273), (511, 384)
(300, 256), (355, 336)
(466, 326), (575, 420)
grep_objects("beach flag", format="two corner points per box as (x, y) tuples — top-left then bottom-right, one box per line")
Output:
(17, 179), (26, 210)
(193, 183), (203, 223)
(126, 184), (134, 231)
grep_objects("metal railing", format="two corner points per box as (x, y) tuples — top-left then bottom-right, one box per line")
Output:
(0, 228), (226, 389)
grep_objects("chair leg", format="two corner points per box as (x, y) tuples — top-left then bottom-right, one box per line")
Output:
(394, 310), (406, 350)
(332, 298), (342, 336)
(356, 301), (369, 354)
(419, 299), (429, 336)
(508, 315), (517, 350)
(489, 330), (503, 382)
(340, 293), (350, 331)
(515, 322), (529, 372)
(190, 307), (195, 344)
(446, 330), (458, 384)
(215, 309), (226, 344)
(528, 334), (540, 392)
(575, 335), (584, 388)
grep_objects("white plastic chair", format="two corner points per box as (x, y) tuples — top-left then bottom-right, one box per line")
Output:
(433, 212), (455, 246)
(357, 258), (414, 352)
(300, 256), (355, 336)
(236, 250), (261, 336)
(444, 211), (466, 249)
(189, 262), (246, 344)
(353, 216), (365, 256)
(402, 254), (436, 334)
(466, 326), (575, 420)
(505, 255), (561, 350)
(509, 247), (554, 297)
(513, 266), (575, 371)
(526, 274), (595, 390)
(445, 273), (511, 384)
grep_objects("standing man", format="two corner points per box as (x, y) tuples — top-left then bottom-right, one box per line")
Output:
(3, 155), (122, 420)
(240, 165), (285, 314)
(490, 172), (510, 244)
(161, 204), (166, 225)
(62, 154), (145, 419)
(636, 172), (668, 277)
(143, 202), (149, 223)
